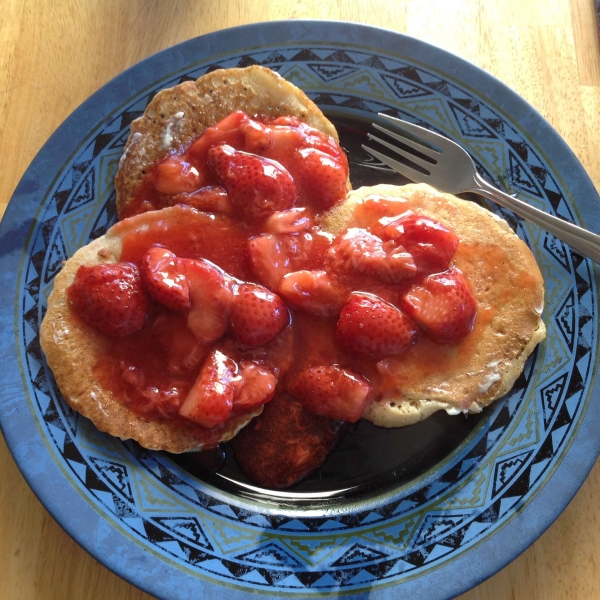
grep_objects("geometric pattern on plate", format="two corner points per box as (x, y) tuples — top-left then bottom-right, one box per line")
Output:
(19, 43), (596, 594)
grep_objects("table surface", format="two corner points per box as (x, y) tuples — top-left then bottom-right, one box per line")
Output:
(1, 1), (599, 598)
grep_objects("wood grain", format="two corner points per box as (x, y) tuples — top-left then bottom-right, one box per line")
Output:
(1, 1), (598, 598)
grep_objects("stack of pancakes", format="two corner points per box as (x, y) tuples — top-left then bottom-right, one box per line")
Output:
(40, 66), (545, 453)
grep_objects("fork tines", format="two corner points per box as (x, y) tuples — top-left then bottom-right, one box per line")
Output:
(362, 114), (442, 180)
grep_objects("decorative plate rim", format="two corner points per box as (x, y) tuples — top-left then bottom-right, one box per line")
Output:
(0, 21), (599, 600)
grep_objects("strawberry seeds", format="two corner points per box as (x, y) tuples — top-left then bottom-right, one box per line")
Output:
(67, 111), (477, 439)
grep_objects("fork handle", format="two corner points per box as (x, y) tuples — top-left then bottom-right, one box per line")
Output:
(471, 173), (600, 264)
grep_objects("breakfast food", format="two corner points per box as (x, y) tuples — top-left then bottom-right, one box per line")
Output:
(115, 65), (349, 219)
(320, 184), (546, 426)
(41, 66), (351, 454)
(231, 393), (344, 489)
(40, 208), (280, 453)
(40, 65), (546, 487)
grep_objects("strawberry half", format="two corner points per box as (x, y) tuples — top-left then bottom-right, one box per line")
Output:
(294, 147), (348, 212)
(228, 283), (289, 347)
(171, 186), (232, 215)
(247, 233), (294, 291)
(288, 365), (372, 422)
(187, 111), (247, 163)
(381, 211), (459, 273)
(233, 361), (277, 410)
(264, 207), (312, 234)
(141, 246), (190, 312)
(241, 118), (276, 154)
(179, 349), (242, 428)
(336, 292), (419, 358)
(278, 270), (346, 318)
(247, 231), (330, 291)
(68, 263), (149, 337)
(185, 258), (234, 344)
(402, 267), (477, 342)
(327, 228), (417, 283)
(151, 314), (205, 375)
(207, 144), (297, 221)
(154, 157), (203, 195)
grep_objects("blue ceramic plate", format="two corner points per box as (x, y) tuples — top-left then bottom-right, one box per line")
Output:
(1, 21), (599, 600)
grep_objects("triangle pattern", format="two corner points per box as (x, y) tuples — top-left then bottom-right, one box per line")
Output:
(413, 513), (470, 546)
(507, 151), (544, 198)
(277, 519), (310, 531)
(538, 372), (568, 430)
(306, 63), (360, 82)
(89, 457), (134, 503)
(528, 458), (551, 487)
(154, 517), (213, 549)
(423, 543), (454, 562)
(331, 543), (390, 566)
(274, 574), (306, 588)
(492, 450), (534, 496)
(65, 168), (96, 214)
(236, 542), (303, 568)
(551, 424), (570, 452)
(348, 569), (378, 584)
(554, 290), (576, 347)
(312, 573), (339, 588)
(318, 519), (346, 530)
(238, 569), (269, 585)
(380, 73), (433, 99)
(44, 227), (68, 283)
(543, 233), (570, 271)
(448, 103), (494, 138)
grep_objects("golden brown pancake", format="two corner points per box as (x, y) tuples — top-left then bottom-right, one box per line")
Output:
(115, 65), (345, 218)
(40, 208), (264, 454)
(44, 66), (351, 454)
(320, 183), (546, 427)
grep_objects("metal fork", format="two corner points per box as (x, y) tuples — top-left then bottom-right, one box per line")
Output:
(363, 113), (600, 263)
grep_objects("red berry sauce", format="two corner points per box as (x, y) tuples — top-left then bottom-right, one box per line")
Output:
(79, 112), (484, 454)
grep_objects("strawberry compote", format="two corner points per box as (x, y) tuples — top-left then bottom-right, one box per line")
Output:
(69, 111), (479, 472)
(121, 111), (349, 219)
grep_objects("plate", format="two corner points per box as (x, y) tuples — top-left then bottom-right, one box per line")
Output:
(1, 21), (599, 599)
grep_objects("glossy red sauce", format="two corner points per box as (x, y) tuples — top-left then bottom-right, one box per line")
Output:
(121, 111), (349, 219)
(89, 112), (482, 438)
(96, 205), (477, 425)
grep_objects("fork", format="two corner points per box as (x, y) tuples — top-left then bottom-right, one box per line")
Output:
(363, 113), (600, 264)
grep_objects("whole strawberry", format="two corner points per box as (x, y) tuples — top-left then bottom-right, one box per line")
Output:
(68, 263), (149, 337)
(228, 283), (289, 347)
(207, 144), (297, 221)
(402, 267), (477, 342)
(336, 292), (419, 358)
(288, 365), (371, 422)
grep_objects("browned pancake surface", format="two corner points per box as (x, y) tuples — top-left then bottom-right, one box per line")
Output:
(321, 183), (546, 427)
(115, 65), (343, 218)
(40, 207), (262, 453)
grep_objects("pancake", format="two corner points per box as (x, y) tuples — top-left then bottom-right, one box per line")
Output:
(40, 207), (264, 454)
(115, 65), (345, 218)
(41, 182), (546, 452)
(320, 183), (546, 427)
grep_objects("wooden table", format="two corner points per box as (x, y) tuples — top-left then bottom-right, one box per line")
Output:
(1, 1), (599, 598)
